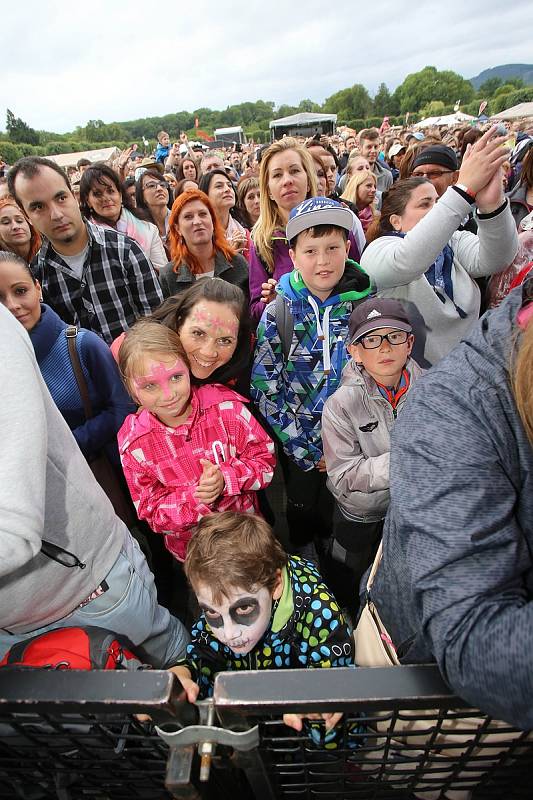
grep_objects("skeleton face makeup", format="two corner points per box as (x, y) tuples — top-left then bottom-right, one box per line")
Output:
(195, 584), (275, 655)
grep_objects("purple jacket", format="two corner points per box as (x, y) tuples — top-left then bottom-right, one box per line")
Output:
(249, 230), (361, 326)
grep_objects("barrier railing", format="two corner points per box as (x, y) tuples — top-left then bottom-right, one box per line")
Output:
(0, 666), (531, 799)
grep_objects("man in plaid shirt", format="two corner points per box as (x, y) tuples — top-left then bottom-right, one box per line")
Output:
(9, 157), (163, 344)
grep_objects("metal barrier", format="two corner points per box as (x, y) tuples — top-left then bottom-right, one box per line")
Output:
(0, 666), (531, 799)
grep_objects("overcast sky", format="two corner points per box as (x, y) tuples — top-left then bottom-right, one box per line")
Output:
(2, 0), (532, 133)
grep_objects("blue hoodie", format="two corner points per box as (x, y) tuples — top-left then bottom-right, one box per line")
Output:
(251, 261), (371, 471)
(155, 142), (170, 164)
(30, 304), (135, 463)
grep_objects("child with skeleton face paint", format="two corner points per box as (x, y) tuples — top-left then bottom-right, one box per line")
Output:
(170, 512), (357, 739)
(117, 321), (275, 562)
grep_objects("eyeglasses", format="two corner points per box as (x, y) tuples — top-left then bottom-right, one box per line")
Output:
(411, 170), (454, 181)
(355, 331), (410, 349)
(144, 180), (168, 191)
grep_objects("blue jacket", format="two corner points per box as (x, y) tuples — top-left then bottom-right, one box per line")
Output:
(251, 262), (371, 471)
(30, 304), (135, 462)
(154, 143), (170, 164)
(371, 286), (533, 729)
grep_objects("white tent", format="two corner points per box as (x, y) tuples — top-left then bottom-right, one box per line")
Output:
(45, 146), (121, 169)
(491, 102), (533, 120)
(414, 112), (476, 128)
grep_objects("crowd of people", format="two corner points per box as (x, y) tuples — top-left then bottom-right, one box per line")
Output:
(1, 116), (533, 737)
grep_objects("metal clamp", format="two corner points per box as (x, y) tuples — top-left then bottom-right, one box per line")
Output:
(155, 721), (259, 751)
(156, 700), (259, 791)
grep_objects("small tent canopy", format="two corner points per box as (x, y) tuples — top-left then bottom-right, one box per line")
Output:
(46, 146), (121, 170)
(269, 112), (337, 141)
(414, 112), (475, 128)
(491, 102), (533, 120)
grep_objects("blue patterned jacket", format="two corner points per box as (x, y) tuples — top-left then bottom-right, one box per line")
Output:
(250, 262), (371, 470)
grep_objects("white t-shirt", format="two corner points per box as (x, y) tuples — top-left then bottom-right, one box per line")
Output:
(60, 243), (89, 280)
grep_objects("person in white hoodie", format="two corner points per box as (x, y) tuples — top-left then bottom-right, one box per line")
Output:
(322, 298), (423, 617)
(360, 126), (518, 368)
(0, 303), (189, 666)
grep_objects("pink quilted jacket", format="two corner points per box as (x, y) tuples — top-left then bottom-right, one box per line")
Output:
(118, 383), (276, 560)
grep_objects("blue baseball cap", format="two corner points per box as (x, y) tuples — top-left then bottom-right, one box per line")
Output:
(286, 196), (353, 242)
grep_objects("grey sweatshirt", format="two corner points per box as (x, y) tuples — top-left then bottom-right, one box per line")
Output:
(371, 287), (533, 729)
(322, 358), (424, 522)
(360, 188), (518, 367)
(0, 305), (124, 634)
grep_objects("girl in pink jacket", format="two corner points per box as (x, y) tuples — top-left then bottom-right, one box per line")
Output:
(117, 319), (275, 561)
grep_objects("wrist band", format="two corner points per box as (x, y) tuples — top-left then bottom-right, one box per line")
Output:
(452, 184), (476, 203)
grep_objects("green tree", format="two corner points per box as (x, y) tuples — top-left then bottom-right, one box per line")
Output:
(298, 98), (321, 113)
(373, 83), (399, 116)
(6, 109), (40, 145)
(494, 83), (520, 98)
(323, 84), (373, 121)
(394, 66), (475, 113)
(420, 100), (446, 118)
(478, 77), (503, 96)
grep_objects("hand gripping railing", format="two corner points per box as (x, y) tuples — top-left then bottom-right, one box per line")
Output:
(0, 666), (531, 800)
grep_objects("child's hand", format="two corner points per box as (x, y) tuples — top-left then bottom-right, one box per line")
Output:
(283, 712), (343, 732)
(194, 459), (224, 504)
(316, 457), (327, 473)
(260, 278), (277, 304)
(169, 666), (200, 704)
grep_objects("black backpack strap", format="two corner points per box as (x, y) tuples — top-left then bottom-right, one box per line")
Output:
(274, 293), (294, 363)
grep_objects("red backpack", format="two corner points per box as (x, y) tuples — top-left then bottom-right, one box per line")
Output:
(0, 626), (144, 670)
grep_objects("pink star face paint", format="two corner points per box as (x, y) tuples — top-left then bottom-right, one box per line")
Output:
(196, 584), (274, 655)
(178, 300), (239, 380)
(132, 353), (191, 427)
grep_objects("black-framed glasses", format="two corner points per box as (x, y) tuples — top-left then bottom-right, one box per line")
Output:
(144, 180), (168, 191)
(356, 331), (410, 349)
(411, 169), (454, 180)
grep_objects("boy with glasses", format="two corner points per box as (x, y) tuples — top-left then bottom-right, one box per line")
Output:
(321, 298), (423, 618)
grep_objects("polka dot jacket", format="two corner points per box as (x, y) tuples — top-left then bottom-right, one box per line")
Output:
(179, 555), (353, 698)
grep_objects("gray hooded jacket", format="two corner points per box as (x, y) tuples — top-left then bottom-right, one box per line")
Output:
(0, 306), (125, 635)
(370, 286), (533, 729)
(322, 358), (424, 522)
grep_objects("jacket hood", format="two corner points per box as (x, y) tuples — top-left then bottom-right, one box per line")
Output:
(29, 303), (68, 363)
(461, 283), (523, 380)
(276, 259), (371, 309)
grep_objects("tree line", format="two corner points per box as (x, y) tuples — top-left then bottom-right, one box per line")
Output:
(2, 66), (532, 164)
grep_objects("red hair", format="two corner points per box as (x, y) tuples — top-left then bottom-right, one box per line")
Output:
(168, 188), (236, 276)
(0, 195), (41, 262)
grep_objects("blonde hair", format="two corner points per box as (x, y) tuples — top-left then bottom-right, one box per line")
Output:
(512, 315), (533, 444)
(342, 170), (377, 207)
(118, 318), (189, 399)
(253, 138), (317, 273)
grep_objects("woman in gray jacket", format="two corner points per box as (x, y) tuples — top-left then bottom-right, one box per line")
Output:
(361, 126), (518, 368)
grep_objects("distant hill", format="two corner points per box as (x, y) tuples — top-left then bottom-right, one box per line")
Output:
(470, 63), (533, 89)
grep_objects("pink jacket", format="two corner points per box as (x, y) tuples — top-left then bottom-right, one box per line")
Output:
(117, 384), (276, 561)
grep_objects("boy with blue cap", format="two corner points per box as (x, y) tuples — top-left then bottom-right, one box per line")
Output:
(251, 197), (372, 565)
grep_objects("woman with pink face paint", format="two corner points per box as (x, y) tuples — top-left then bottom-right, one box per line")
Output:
(117, 318), (276, 562)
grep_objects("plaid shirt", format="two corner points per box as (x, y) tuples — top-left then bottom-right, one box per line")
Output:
(32, 221), (163, 344)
